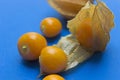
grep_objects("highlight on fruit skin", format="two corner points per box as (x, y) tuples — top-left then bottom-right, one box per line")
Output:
(17, 32), (47, 61)
(48, 0), (93, 19)
(39, 46), (67, 74)
(43, 74), (65, 80)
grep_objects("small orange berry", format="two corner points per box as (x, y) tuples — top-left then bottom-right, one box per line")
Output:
(39, 46), (67, 74)
(17, 32), (47, 61)
(40, 17), (62, 38)
(75, 18), (94, 51)
(43, 74), (65, 80)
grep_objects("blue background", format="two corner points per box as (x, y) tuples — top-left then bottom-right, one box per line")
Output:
(0, 0), (120, 80)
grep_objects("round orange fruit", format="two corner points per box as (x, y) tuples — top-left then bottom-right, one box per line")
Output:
(39, 46), (67, 74)
(43, 74), (65, 80)
(75, 18), (94, 51)
(40, 17), (62, 38)
(17, 32), (47, 61)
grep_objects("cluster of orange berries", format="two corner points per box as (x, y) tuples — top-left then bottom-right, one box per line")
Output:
(17, 17), (67, 80)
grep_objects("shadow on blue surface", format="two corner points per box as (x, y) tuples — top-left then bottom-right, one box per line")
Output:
(21, 59), (39, 69)
(61, 51), (104, 76)
(45, 33), (61, 45)
(90, 52), (104, 63)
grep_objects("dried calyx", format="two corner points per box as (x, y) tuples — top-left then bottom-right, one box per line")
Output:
(67, 1), (114, 52)
(56, 1), (114, 70)
(48, 0), (93, 19)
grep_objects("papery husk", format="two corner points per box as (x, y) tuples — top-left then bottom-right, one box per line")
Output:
(55, 35), (93, 70)
(67, 1), (114, 52)
(48, 0), (93, 19)
(55, 1), (114, 70)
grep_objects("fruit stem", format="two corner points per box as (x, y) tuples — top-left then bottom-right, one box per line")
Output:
(22, 45), (28, 53)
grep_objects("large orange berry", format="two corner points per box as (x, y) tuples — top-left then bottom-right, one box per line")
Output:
(39, 46), (67, 74)
(40, 17), (62, 38)
(17, 32), (47, 61)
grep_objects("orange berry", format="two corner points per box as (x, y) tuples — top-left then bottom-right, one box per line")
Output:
(40, 17), (62, 38)
(39, 46), (67, 74)
(43, 74), (65, 80)
(17, 32), (47, 61)
(75, 18), (94, 51)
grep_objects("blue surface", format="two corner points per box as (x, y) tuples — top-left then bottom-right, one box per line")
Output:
(0, 0), (120, 80)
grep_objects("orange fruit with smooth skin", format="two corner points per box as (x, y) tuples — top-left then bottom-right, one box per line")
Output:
(43, 74), (65, 80)
(17, 32), (47, 61)
(39, 46), (67, 74)
(40, 17), (62, 38)
(75, 18), (94, 51)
